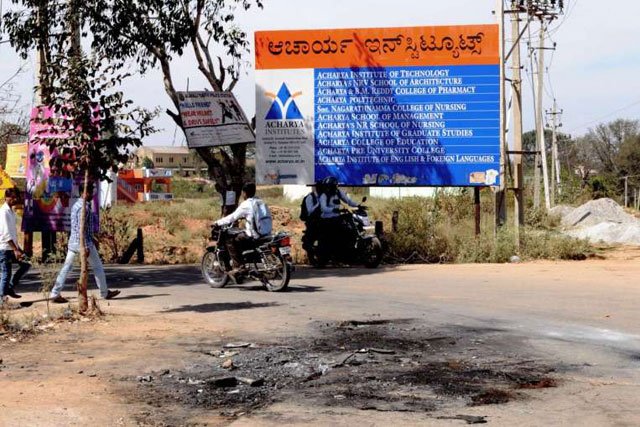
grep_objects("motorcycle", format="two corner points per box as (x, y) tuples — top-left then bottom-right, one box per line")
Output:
(304, 198), (384, 268)
(201, 225), (293, 292)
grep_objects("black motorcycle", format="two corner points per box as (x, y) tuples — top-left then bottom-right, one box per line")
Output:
(201, 225), (293, 292)
(304, 201), (384, 268)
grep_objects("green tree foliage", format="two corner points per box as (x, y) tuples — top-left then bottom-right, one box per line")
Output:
(141, 156), (155, 169)
(3, 0), (156, 311)
(84, 0), (263, 212)
(4, 0), (262, 211)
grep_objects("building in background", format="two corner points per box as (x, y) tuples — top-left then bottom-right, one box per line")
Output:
(117, 169), (173, 203)
(132, 146), (197, 171)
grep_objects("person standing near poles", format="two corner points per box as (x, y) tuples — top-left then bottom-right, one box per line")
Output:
(0, 188), (31, 302)
(49, 182), (120, 303)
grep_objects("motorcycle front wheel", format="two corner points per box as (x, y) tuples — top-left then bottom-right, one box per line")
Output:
(261, 253), (292, 292)
(201, 251), (229, 288)
(363, 237), (383, 268)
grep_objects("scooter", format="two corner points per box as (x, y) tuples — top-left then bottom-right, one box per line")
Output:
(201, 225), (293, 292)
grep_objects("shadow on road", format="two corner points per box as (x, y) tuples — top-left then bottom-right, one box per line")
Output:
(162, 301), (280, 314)
(234, 284), (324, 293)
(14, 263), (401, 295)
(115, 293), (171, 301)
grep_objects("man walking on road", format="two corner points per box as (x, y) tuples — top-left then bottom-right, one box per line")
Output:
(0, 188), (30, 302)
(49, 182), (120, 303)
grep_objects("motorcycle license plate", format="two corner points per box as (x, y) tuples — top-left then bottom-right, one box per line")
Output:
(279, 246), (291, 255)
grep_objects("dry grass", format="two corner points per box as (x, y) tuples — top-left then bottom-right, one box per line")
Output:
(100, 183), (593, 266)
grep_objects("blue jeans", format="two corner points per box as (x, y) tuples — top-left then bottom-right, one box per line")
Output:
(50, 244), (108, 298)
(0, 250), (31, 297)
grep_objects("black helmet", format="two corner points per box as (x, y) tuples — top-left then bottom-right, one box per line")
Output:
(322, 176), (338, 186)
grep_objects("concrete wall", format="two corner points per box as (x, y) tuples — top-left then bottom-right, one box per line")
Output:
(369, 187), (439, 199)
(283, 185), (310, 200)
(100, 171), (117, 208)
(283, 185), (451, 200)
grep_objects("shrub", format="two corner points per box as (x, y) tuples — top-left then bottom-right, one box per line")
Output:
(99, 207), (134, 263)
(172, 177), (218, 199)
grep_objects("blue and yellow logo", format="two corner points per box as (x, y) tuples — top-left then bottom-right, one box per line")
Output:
(265, 83), (303, 120)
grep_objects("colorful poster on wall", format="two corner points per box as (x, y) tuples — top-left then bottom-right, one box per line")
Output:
(0, 167), (16, 200)
(5, 143), (28, 178)
(177, 91), (255, 148)
(22, 107), (99, 232)
(255, 24), (501, 186)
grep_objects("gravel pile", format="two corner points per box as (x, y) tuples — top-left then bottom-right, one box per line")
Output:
(554, 198), (640, 245)
(561, 198), (635, 227)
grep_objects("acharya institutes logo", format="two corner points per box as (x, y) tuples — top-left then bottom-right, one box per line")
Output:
(265, 83), (303, 120)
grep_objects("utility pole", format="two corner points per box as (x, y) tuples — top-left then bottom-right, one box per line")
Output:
(510, 1), (525, 240)
(546, 99), (563, 202)
(524, 0), (563, 210)
(535, 23), (551, 211)
(624, 176), (629, 208)
(27, 0), (51, 258)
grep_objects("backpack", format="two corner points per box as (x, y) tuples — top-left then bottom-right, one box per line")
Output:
(252, 198), (273, 237)
(299, 193), (319, 221)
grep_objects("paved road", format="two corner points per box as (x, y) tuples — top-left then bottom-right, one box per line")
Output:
(13, 260), (640, 425)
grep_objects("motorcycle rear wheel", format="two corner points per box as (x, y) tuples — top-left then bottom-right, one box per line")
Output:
(201, 251), (229, 288)
(364, 237), (383, 268)
(261, 254), (291, 292)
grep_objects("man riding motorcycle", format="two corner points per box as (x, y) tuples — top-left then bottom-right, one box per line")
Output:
(300, 180), (322, 253)
(214, 182), (271, 278)
(318, 176), (361, 255)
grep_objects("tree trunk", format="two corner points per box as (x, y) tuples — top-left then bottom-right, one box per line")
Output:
(77, 170), (89, 313)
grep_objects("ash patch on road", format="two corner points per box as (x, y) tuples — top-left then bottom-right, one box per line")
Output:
(126, 319), (558, 424)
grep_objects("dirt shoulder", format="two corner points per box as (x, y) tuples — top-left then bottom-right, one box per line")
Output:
(1, 258), (639, 426)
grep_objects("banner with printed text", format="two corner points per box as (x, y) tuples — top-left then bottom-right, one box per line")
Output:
(177, 91), (255, 148)
(5, 143), (28, 178)
(22, 106), (99, 233)
(255, 24), (501, 186)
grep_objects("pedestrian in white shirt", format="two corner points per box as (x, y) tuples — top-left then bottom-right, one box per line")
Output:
(0, 188), (30, 301)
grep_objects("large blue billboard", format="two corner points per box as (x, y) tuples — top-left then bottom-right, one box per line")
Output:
(256, 24), (501, 186)
(314, 65), (500, 186)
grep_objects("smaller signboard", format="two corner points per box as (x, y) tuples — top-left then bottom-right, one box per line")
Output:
(5, 143), (28, 178)
(177, 91), (255, 148)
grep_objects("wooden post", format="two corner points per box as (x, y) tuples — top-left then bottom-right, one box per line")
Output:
(136, 227), (144, 263)
(42, 231), (51, 262)
(391, 211), (399, 233)
(24, 232), (33, 257)
(475, 187), (481, 236)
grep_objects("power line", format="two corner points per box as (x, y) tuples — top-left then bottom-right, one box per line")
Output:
(546, 0), (577, 37)
(568, 98), (640, 134)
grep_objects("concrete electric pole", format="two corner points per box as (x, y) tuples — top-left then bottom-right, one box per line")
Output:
(535, 23), (551, 211)
(546, 99), (563, 202)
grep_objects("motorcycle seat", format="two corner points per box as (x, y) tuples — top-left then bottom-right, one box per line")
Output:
(255, 235), (274, 245)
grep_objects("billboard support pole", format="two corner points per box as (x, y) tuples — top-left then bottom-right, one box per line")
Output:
(475, 187), (481, 236)
(495, 0), (508, 233)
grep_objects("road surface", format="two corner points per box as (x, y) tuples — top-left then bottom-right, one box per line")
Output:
(0, 259), (639, 425)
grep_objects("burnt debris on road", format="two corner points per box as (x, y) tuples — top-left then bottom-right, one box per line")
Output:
(124, 318), (559, 424)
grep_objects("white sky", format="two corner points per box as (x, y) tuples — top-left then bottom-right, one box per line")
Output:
(2, 0), (640, 146)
